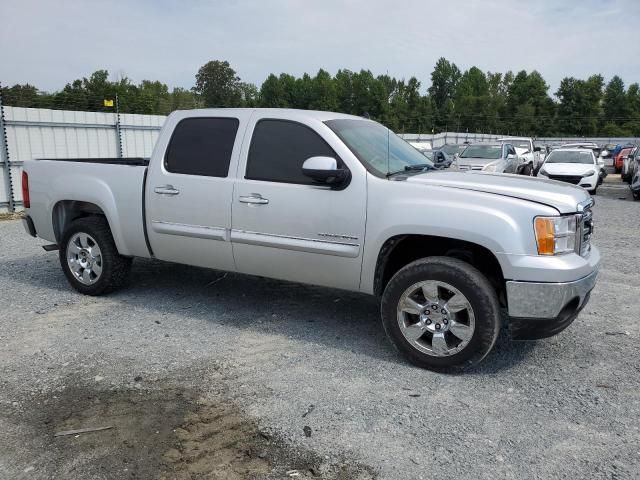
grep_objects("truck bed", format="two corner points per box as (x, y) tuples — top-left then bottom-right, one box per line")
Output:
(24, 159), (151, 258)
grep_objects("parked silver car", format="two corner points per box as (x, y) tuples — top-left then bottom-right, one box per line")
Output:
(455, 142), (524, 173)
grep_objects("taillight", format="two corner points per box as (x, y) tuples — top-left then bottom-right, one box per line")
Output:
(22, 170), (30, 208)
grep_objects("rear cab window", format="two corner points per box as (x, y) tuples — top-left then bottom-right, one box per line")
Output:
(165, 117), (239, 177)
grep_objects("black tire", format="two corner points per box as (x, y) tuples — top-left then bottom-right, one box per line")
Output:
(521, 163), (533, 176)
(59, 216), (132, 295)
(380, 257), (501, 371)
(589, 187), (597, 196)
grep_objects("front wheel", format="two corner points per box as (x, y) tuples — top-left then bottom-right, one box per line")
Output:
(380, 257), (501, 371)
(522, 163), (533, 176)
(59, 217), (132, 295)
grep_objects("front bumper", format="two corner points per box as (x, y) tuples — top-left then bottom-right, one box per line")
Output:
(505, 269), (598, 339)
(538, 173), (598, 190)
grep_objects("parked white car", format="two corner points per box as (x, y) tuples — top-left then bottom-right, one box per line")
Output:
(537, 148), (600, 195)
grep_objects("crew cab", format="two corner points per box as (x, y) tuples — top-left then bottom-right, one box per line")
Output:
(21, 109), (599, 371)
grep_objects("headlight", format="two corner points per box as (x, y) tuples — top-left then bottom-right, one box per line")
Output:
(584, 170), (596, 177)
(534, 215), (578, 255)
(482, 161), (499, 172)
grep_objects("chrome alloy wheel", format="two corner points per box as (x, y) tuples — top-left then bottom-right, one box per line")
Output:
(396, 280), (475, 357)
(67, 232), (103, 285)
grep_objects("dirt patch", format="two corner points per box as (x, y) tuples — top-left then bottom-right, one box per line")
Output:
(0, 212), (23, 221)
(18, 382), (375, 479)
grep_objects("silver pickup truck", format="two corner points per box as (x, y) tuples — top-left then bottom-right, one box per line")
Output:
(21, 108), (599, 371)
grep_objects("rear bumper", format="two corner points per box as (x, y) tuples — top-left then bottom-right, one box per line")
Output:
(505, 269), (598, 339)
(22, 215), (37, 238)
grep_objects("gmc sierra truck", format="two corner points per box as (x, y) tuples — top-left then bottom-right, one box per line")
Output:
(21, 108), (599, 371)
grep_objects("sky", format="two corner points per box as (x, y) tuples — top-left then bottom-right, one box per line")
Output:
(1, 0), (639, 96)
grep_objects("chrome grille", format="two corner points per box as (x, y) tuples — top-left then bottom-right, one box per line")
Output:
(579, 203), (593, 256)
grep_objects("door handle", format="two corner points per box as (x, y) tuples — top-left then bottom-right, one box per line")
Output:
(239, 194), (269, 205)
(154, 185), (180, 196)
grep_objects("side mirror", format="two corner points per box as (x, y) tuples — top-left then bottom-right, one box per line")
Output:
(533, 146), (541, 152)
(302, 156), (349, 187)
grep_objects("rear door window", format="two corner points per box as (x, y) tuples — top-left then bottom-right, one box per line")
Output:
(165, 117), (239, 177)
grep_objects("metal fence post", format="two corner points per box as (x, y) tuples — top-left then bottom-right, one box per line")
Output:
(0, 83), (15, 212)
(115, 94), (123, 158)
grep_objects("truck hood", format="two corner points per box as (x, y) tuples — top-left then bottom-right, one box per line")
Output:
(405, 171), (590, 214)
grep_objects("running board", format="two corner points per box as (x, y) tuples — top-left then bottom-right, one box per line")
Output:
(42, 244), (59, 252)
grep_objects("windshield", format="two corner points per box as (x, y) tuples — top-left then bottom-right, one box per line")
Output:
(545, 150), (594, 164)
(440, 144), (463, 155)
(460, 145), (502, 160)
(325, 119), (434, 176)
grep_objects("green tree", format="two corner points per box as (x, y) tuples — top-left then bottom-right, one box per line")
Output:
(428, 57), (461, 111)
(193, 60), (243, 107)
(170, 87), (199, 110)
(454, 67), (490, 132)
(137, 80), (171, 114)
(603, 76), (630, 124)
(308, 69), (338, 111)
(0, 84), (51, 108)
(555, 75), (603, 135)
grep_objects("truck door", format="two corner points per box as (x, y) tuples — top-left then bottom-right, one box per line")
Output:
(145, 112), (250, 271)
(231, 116), (367, 291)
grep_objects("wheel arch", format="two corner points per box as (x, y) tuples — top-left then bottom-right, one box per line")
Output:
(52, 200), (123, 253)
(373, 234), (506, 305)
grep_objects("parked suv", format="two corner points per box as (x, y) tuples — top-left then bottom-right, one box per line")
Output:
(455, 142), (527, 174)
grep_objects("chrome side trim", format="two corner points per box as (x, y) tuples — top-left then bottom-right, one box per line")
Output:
(317, 232), (359, 241)
(151, 221), (228, 241)
(506, 269), (598, 319)
(231, 229), (360, 258)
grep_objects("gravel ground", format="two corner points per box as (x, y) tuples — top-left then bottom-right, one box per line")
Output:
(1, 183), (639, 479)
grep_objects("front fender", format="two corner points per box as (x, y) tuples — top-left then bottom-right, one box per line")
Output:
(360, 180), (557, 293)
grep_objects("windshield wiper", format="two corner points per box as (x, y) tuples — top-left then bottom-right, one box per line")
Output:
(386, 164), (435, 178)
(404, 163), (435, 171)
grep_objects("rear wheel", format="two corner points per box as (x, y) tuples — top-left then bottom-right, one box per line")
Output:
(59, 217), (132, 295)
(380, 257), (501, 371)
